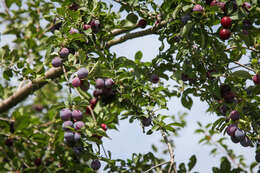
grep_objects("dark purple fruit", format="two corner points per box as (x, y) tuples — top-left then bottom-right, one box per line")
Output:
(64, 132), (74, 142)
(93, 89), (103, 97)
(90, 97), (98, 109)
(231, 136), (240, 143)
(137, 19), (147, 28)
(181, 73), (189, 81)
(102, 88), (114, 97)
(234, 129), (245, 141)
(72, 110), (83, 121)
(255, 153), (260, 163)
(91, 20), (100, 33)
(34, 158), (41, 166)
(60, 109), (72, 121)
(74, 133), (81, 142)
(95, 78), (105, 89)
(74, 121), (85, 130)
(150, 74), (159, 84)
(52, 57), (62, 67)
(32, 104), (44, 112)
(62, 121), (73, 131)
(226, 124), (237, 136)
(104, 78), (114, 88)
(142, 117), (152, 127)
(91, 159), (101, 170)
(77, 68), (89, 79)
(5, 138), (13, 147)
(72, 77), (81, 87)
(229, 110), (240, 121)
(59, 48), (69, 58)
(253, 75), (260, 85)
(240, 136), (251, 147)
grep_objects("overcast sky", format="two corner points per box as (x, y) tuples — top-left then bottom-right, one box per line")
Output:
(0, 0), (256, 172)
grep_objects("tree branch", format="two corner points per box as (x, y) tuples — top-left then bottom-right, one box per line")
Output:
(106, 20), (167, 48)
(233, 61), (255, 72)
(0, 19), (169, 113)
(161, 131), (177, 173)
(0, 67), (63, 113)
(144, 161), (170, 173)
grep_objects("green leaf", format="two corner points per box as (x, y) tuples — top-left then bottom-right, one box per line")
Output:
(232, 70), (251, 80)
(188, 155), (197, 171)
(220, 157), (231, 171)
(181, 22), (194, 38)
(135, 51), (143, 63)
(181, 94), (193, 110)
(126, 13), (138, 24)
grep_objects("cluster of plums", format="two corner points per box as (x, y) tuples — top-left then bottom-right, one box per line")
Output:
(60, 109), (84, 144)
(191, 1), (252, 40)
(71, 68), (89, 90)
(60, 108), (103, 170)
(219, 76), (260, 163)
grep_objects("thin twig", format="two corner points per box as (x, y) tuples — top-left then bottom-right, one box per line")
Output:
(225, 46), (259, 53)
(161, 131), (177, 173)
(144, 161), (170, 173)
(1, 0), (11, 18)
(62, 65), (72, 94)
(233, 61), (255, 72)
(0, 117), (15, 122)
(106, 19), (168, 48)
(229, 63), (254, 71)
(88, 106), (97, 124)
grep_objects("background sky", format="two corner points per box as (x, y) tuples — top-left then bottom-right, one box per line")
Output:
(0, 0), (257, 172)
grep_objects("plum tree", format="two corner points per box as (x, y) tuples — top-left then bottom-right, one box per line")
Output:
(0, 0), (259, 172)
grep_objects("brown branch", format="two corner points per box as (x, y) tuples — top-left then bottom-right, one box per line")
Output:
(161, 131), (177, 173)
(233, 61), (255, 72)
(0, 117), (15, 122)
(0, 19), (169, 113)
(106, 19), (167, 48)
(0, 67), (63, 113)
(144, 161), (170, 173)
